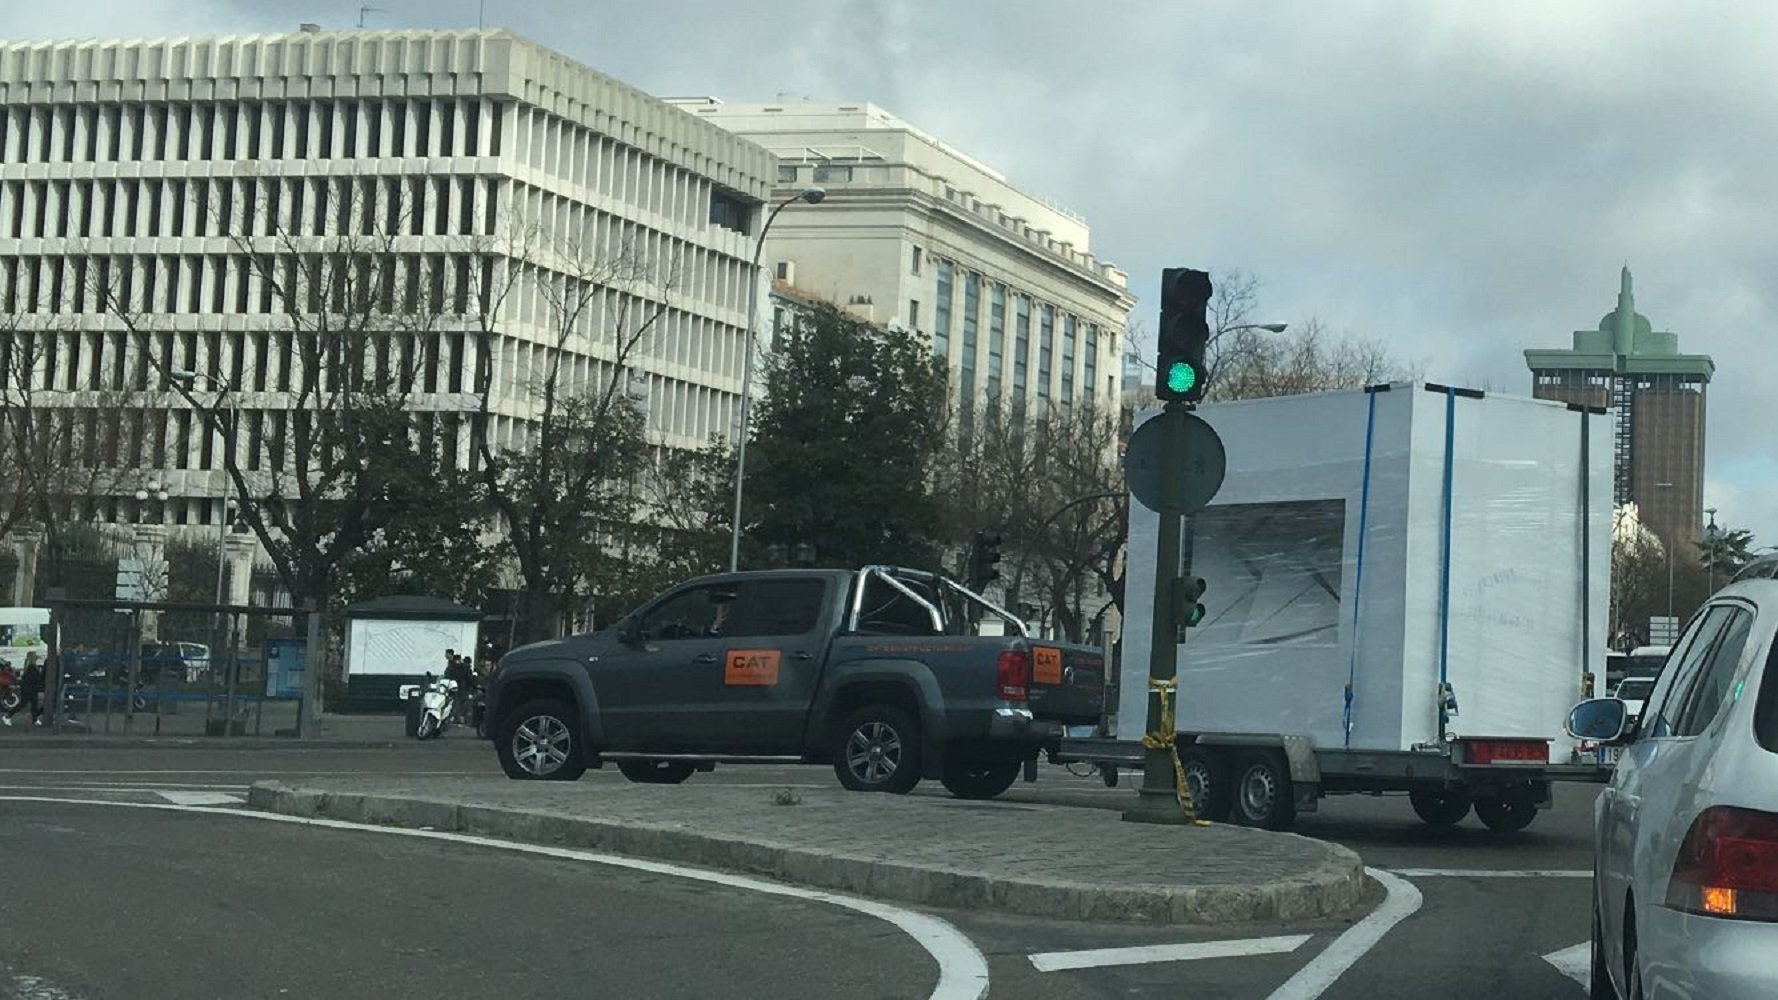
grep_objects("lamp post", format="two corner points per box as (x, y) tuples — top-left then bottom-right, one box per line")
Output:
(729, 186), (826, 573)
(171, 369), (239, 606)
(1705, 507), (1722, 595)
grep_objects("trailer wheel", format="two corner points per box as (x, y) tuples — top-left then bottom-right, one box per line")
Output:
(1231, 750), (1297, 830)
(1476, 784), (1538, 833)
(1409, 787), (1473, 827)
(1178, 747), (1233, 822)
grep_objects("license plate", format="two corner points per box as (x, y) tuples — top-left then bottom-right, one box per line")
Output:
(1599, 746), (1623, 766)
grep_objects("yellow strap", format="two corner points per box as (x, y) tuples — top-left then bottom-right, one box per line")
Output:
(1139, 676), (1211, 826)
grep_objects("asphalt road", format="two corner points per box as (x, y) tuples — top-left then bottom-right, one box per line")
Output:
(0, 743), (1607, 999)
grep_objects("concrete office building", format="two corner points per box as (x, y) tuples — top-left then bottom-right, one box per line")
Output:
(0, 28), (775, 602)
(1525, 268), (1713, 552)
(676, 101), (1135, 432)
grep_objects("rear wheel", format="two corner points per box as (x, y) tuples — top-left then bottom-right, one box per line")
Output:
(1178, 747), (1233, 822)
(0, 689), (20, 713)
(1230, 751), (1297, 830)
(940, 759), (1021, 800)
(496, 699), (586, 781)
(1409, 787), (1473, 827)
(1475, 784), (1538, 833)
(616, 759), (695, 785)
(833, 704), (922, 793)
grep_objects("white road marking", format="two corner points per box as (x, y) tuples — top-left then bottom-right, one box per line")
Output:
(0, 783), (250, 791)
(2, 969), (83, 999)
(1390, 868), (1590, 879)
(1030, 934), (1310, 972)
(1266, 868), (1422, 1000)
(154, 791), (244, 806)
(1543, 942), (1591, 988)
(0, 796), (990, 1000)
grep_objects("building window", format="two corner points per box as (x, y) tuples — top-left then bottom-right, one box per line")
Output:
(1061, 314), (1077, 404)
(908, 299), (920, 329)
(987, 283), (1005, 401)
(910, 246), (922, 275)
(961, 272), (980, 388)
(1038, 305), (1054, 398)
(709, 189), (751, 233)
(812, 164), (852, 184)
(776, 164), (799, 182)
(933, 260), (952, 359)
(1083, 323), (1098, 402)
(1013, 295), (1030, 395)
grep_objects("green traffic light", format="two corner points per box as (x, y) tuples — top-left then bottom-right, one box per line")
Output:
(1166, 360), (1198, 395)
(1186, 603), (1205, 627)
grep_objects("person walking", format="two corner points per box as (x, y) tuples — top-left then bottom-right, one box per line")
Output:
(5, 653), (46, 727)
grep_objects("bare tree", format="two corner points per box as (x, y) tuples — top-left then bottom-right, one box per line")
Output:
(1208, 317), (1411, 400)
(96, 173), (448, 614)
(468, 219), (681, 641)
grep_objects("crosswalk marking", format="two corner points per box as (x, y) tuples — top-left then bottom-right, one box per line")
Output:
(1030, 934), (1310, 972)
(1543, 942), (1590, 988)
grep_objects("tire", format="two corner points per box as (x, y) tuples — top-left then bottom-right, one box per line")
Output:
(415, 713), (440, 740)
(1230, 751), (1297, 830)
(1409, 787), (1473, 827)
(0, 690), (19, 713)
(616, 759), (695, 785)
(495, 699), (586, 781)
(1591, 892), (1617, 1000)
(404, 697), (423, 739)
(1475, 785), (1538, 833)
(832, 704), (922, 793)
(1178, 747), (1233, 822)
(940, 759), (1021, 800)
(1624, 907), (1643, 1000)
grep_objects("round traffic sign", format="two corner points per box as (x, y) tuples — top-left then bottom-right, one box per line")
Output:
(1123, 411), (1227, 514)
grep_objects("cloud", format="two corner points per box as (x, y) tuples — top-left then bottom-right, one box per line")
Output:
(7, 0), (1774, 541)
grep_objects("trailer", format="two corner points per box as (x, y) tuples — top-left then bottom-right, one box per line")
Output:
(1054, 384), (1616, 832)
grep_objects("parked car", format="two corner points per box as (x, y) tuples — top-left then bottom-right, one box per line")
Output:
(484, 565), (1106, 798)
(1568, 578), (1778, 1000)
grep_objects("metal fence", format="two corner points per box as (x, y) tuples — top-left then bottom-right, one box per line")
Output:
(44, 597), (313, 738)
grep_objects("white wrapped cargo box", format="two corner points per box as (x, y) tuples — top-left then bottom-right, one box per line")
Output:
(1117, 384), (1612, 760)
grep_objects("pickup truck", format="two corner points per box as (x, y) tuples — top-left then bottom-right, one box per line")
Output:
(484, 565), (1107, 799)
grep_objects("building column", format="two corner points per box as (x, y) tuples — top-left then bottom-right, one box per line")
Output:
(9, 524), (45, 606)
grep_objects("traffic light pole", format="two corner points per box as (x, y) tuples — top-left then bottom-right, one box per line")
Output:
(1123, 401), (1192, 825)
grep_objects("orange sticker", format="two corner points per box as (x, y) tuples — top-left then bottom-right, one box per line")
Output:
(1033, 646), (1064, 685)
(724, 649), (781, 686)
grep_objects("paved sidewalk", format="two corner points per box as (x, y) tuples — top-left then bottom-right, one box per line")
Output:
(248, 775), (1368, 925)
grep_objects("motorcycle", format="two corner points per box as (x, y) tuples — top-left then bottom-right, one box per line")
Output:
(411, 676), (459, 741)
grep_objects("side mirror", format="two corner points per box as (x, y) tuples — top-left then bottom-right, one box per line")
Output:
(1566, 698), (1630, 744)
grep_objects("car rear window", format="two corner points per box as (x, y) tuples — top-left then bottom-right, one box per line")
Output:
(1757, 637), (1778, 754)
(1616, 679), (1655, 701)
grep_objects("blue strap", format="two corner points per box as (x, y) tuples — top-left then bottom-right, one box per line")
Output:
(1438, 388), (1457, 690)
(1343, 391), (1379, 747)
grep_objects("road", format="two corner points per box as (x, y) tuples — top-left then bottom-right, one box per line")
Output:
(0, 742), (1603, 999)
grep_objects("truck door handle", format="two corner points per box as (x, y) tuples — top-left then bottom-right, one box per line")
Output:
(693, 653), (719, 664)
(790, 651), (813, 661)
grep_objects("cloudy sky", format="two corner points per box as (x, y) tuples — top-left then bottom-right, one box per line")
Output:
(6, 0), (1775, 545)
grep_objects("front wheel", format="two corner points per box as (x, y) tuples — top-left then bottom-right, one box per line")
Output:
(616, 759), (695, 785)
(1475, 784), (1539, 833)
(940, 759), (1021, 800)
(1590, 893), (1616, 1000)
(1230, 751), (1297, 830)
(833, 704), (922, 793)
(0, 689), (19, 713)
(496, 699), (587, 781)
(415, 713), (440, 740)
(1178, 747), (1233, 822)
(1409, 787), (1473, 827)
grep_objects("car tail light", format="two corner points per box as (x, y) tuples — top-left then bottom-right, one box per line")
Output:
(1665, 806), (1778, 921)
(996, 649), (1031, 703)
(1462, 739), (1550, 764)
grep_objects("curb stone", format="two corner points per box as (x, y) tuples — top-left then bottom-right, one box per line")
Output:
(246, 781), (1368, 925)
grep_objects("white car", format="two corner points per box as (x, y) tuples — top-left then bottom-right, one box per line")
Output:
(1569, 577), (1778, 999)
(1610, 676), (1656, 724)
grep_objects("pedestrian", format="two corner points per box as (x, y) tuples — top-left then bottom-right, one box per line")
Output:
(5, 652), (46, 727)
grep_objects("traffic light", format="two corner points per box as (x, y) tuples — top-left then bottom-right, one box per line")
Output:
(1177, 576), (1207, 628)
(1156, 268), (1213, 403)
(968, 531), (1004, 591)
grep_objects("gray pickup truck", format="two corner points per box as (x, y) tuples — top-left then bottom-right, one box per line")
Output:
(484, 565), (1107, 799)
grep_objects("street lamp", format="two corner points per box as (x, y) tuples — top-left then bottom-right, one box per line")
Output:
(133, 480), (169, 520)
(1705, 507), (1722, 595)
(171, 369), (240, 606)
(728, 186), (826, 573)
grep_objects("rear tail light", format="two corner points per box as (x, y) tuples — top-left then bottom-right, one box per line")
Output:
(1665, 806), (1778, 921)
(996, 649), (1031, 703)
(1462, 739), (1550, 764)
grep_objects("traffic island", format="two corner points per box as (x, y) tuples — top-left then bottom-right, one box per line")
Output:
(247, 777), (1366, 925)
